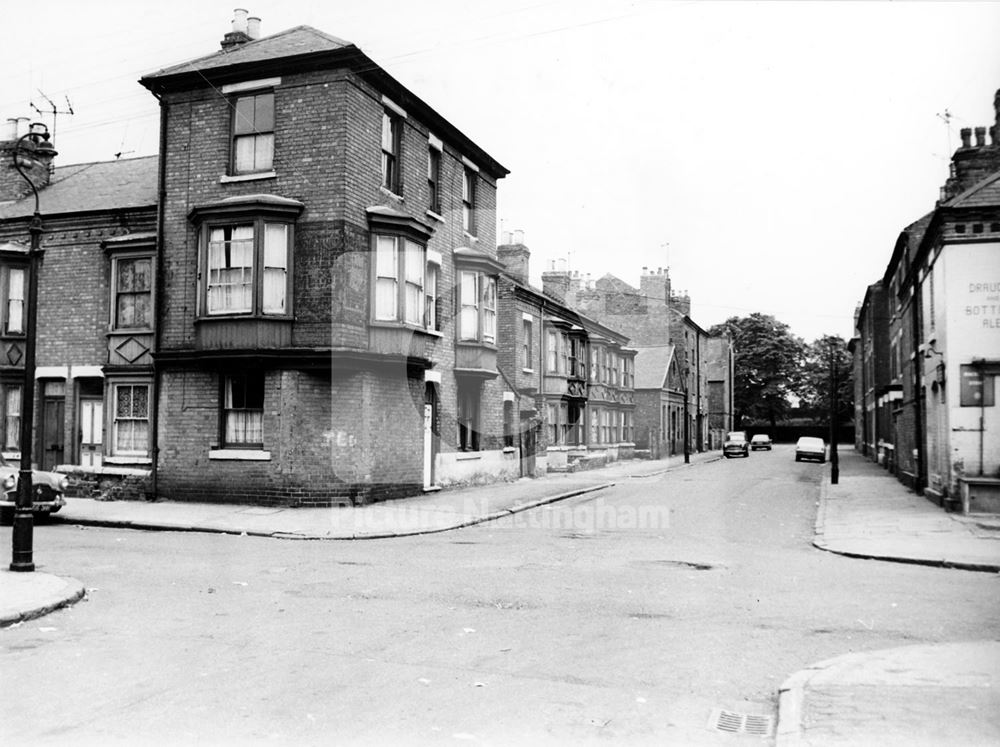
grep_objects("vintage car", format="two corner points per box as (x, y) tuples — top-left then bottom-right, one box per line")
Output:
(723, 431), (750, 458)
(0, 455), (69, 523)
(750, 434), (773, 451)
(794, 436), (827, 463)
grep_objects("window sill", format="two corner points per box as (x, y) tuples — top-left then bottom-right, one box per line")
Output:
(380, 187), (404, 201)
(370, 320), (442, 337)
(195, 314), (293, 323)
(209, 449), (272, 461)
(426, 209), (445, 222)
(220, 171), (277, 184)
(522, 368), (534, 374)
(457, 339), (498, 350)
(463, 231), (478, 242)
(502, 446), (517, 454)
(103, 456), (152, 466)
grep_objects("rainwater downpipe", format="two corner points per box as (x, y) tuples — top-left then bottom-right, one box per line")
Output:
(150, 94), (167, 499)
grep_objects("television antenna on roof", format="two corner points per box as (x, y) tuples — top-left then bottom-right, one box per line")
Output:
(30, 90), (74, 144)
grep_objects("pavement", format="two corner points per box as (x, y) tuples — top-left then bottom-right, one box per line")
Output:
(3, 445), (999, 745)
(778, 447), (1000, 745)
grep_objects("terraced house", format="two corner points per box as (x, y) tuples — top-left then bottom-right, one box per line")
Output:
(0, 121), (157, 492)
(139, 13), (510, 505)
(496, 236), (636, 475)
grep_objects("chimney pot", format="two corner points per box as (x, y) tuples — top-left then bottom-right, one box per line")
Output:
(247, 16), (261, 39)
(232, 8), (249, 33)
(974, 126), (986, 147)
(513, 229), (524, 244)
(960, 128), (972, 149)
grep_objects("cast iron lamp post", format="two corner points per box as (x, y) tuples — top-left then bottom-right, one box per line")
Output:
(9, 123), (57, 572)
(829, 339), (840, 486)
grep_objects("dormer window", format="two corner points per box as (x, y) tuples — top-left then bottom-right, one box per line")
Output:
(232, 91), (274, 174)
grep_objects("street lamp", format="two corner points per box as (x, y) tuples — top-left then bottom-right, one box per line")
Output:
(829, 339), (840, 486)
(9, 122), (57, 573)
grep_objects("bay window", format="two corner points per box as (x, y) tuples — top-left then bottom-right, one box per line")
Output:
(191, 197), (302, 320)
(458, 270), (497, 344)
(113, 256), (153, 329)
(205, 222), (289, 316)
(375, 234), (438, 329)
(113, 383), (150, 456)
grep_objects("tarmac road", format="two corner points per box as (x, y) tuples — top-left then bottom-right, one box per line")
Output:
(2, 444), (997, 745)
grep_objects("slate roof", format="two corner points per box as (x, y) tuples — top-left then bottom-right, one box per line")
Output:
(633, 345), (675, 390)
(944, 169), (1000, 208)
(0, 156), (158, 219)
(143, 26), (351, 79)
(139, 25), (509, 179)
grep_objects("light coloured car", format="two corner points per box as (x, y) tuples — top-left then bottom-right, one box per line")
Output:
(0, 455), (69, 523)
(724, 431), (749, 458)
(794, 436), (827, 463)
(750, 434), (772, 451)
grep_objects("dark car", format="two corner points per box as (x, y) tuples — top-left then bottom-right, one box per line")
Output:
(750, 434), (772, 451)
(723, 431), (749, 458)
(0, 455), (68, 524)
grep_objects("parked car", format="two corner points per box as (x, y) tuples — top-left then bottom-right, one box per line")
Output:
(750, 434), (772, 451)
(794, 436), (827, 463)
(723, 431), (750, 458)
(0, 455), (68, 523)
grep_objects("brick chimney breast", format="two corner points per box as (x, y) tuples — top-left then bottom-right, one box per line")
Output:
(497, 242), (530, 283)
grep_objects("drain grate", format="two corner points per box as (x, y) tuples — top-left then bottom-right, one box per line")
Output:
(708, 708), (774, 737)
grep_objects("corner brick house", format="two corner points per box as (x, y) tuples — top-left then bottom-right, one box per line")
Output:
(496, 236), (635, 474)
(0, 120), (157, 495)
(139, 15), (511, 505)
(853, 89), (1000, 514)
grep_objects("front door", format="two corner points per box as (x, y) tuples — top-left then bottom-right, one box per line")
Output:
(520, 413), (537, 477)
(41, 381), (66, 470)
(80, 398), (103, 468)
(423, 384), (438, 490)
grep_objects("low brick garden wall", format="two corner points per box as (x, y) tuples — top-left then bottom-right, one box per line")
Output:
(57, 465), (153, 502)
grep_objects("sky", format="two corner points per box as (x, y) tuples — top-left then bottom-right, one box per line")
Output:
(3, 1), (999, 343)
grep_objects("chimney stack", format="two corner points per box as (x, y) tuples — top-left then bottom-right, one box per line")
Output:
(938, 89), (1000, 204)
(640, 264), (671, 304)
(497, 231), (530, 283)
(221, 8), (254, 50)
(0, 116), (54, 202)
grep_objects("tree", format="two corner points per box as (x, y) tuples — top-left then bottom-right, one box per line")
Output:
(797, 335), (854, 425)
(708, 313), (806, 428)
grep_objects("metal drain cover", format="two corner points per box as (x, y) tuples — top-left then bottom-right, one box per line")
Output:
(708, 708), (774, 737)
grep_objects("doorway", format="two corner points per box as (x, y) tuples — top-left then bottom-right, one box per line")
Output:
(41, 380), (66, 470)
(423, 383), (438, 490)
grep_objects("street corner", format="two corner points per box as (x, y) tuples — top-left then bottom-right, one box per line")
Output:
(0, 570), (86, 628)
(776, 641), (1000, 746)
